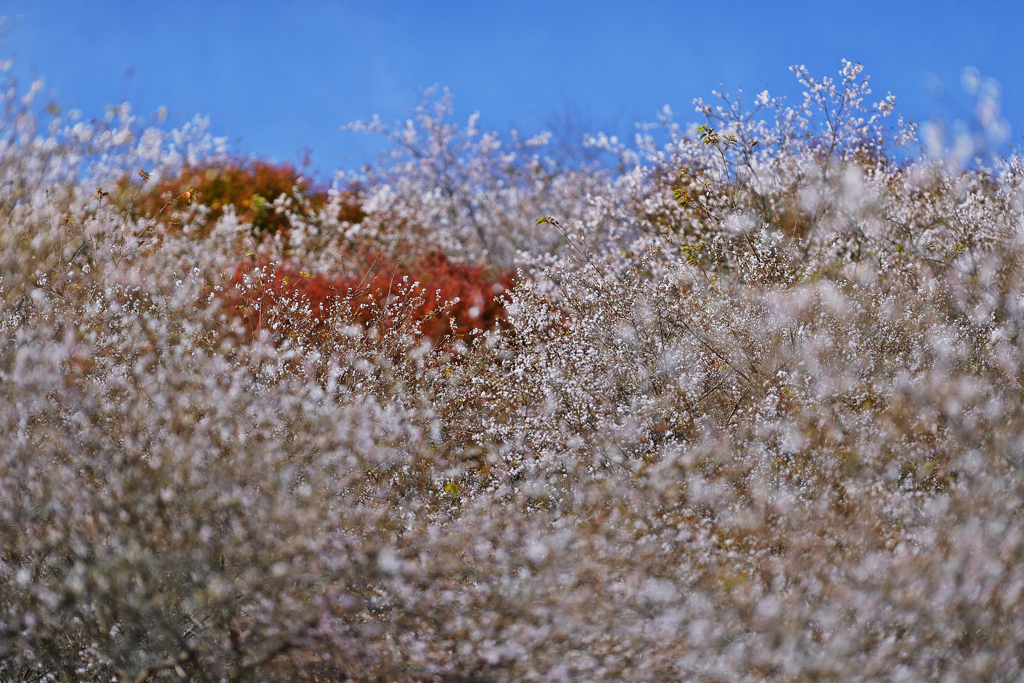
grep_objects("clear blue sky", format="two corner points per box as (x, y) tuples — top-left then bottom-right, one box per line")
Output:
(0, 1), (1020, 176)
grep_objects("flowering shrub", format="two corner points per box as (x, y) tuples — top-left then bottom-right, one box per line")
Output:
(2, 56), (1024, 681)
(343, 87), (614, 267)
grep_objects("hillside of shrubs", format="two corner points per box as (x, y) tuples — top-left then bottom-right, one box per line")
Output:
(2, 59), (1024, 681)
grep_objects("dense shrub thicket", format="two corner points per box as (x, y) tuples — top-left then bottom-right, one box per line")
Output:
(2, 59), (1024, 681)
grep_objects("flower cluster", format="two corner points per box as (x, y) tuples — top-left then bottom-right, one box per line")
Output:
(2, 58), (1023, 681)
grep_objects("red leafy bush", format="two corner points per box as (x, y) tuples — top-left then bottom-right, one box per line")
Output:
(227, 251), (514, 346)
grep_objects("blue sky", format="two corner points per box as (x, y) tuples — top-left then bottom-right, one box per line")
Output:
(0, 1), (1020, 176)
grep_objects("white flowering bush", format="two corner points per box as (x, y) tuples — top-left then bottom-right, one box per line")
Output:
(2, 56), (1024, 681)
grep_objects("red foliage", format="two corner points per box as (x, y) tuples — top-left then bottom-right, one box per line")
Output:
(227, 251), (515, 346)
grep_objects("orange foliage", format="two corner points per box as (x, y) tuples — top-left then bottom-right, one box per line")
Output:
(133, 158), (364, 234)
